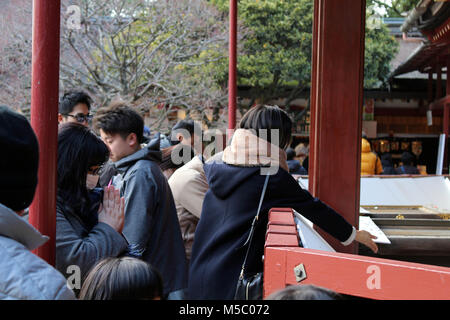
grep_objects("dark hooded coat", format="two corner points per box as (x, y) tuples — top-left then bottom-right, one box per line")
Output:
(188, 162), (354, 300)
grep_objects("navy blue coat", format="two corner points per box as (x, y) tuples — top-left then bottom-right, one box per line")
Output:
(396, 165), (420, 175)
(287, 159), (308, 175)
(188, 162), (353, 300)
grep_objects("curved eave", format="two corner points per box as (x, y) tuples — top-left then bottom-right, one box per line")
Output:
(389, 37), (449, 79)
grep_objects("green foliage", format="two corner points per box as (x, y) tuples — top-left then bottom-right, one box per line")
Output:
(367, 0), (417, 17)
(238, 0), (313, 90)
(208, 0), (229, 12)
(209, 0), (399, 104)
(364, 24), (398, 88)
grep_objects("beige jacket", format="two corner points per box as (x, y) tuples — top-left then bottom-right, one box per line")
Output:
(168, 156), (209, 261)
(223, 129), (289, 172)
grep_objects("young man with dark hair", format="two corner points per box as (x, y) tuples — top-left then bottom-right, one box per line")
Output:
(164, 119), (203, 170)
(58, 90), (93, 127)
(0, 105), (75, 300)
(171, 120), (202, 151)
(93, 102), (188, 299)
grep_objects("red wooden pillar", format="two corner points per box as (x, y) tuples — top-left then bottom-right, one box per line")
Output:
(228, 0), (237, 130)
(29, 0), (61, 266)
(436, 64), (442, 100)
(309, 0), (366, 254)
(428, 71), (434, 104)
(445, 103), (449, 137)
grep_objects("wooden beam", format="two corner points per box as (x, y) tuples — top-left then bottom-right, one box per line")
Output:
(264, 208), (450, 300)
(444, 104), (449, 137)
(309, 0), (366, 254)
(430, 94), (450, 110)
(264, 246), (450, 300)
(374, 107), (444, 117)
(436, 63), (443, 99)
(428, 70), (434, 104)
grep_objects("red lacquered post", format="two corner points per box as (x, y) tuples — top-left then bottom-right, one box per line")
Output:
(309, 0), (366, 254)
(29, 0), (61, 266)
(228, 0), (237, 130)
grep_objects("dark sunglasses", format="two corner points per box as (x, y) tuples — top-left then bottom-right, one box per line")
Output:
(65, 113), (93, 123)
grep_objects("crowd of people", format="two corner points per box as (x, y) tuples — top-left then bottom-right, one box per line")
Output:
(289, 136), (421, 177)
(361, 135), (420, 176)
(277, 136), (422, 177)
(0, 90), (381, 300)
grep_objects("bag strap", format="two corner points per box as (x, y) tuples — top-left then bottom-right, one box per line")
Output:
(238, 174), (270, 280)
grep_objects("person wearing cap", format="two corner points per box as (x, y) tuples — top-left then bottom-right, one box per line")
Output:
(0, 105), (75, 300)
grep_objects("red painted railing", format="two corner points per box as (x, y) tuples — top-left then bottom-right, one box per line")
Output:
(264, 208), (450, 300)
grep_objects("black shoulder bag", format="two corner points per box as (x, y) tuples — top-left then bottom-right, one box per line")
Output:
(234, 174), (270, 300)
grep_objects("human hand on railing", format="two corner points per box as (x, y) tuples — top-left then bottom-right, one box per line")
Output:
(355, 230), (378, 253)
(98, 185), (125, 233)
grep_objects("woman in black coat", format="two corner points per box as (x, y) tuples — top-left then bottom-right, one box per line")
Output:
(188, 105), (378, 300)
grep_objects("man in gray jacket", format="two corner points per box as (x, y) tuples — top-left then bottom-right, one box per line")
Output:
(93, 102), (188, 299)
(0, 105), (75, 300)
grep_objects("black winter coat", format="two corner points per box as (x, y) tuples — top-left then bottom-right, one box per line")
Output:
(188, 163), (353, 300)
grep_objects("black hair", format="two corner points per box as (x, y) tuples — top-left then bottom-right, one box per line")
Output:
(266, 284), (342, 300)
(59, 90), (92, 115)
(401, 151), (415, 166)
(239, 105), (292, 150)
(79, 257), (164, 300)
(171, 120), (202, 145)
(159, 144), (194, 172)
(57, 123), (109, 226)
(93, 101), (144, 143)
(286, 147), (296, 161)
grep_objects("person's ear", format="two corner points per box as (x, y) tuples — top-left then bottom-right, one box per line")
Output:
(58, 113), (64, 124)
(126, 133), (138, 148)
(176, 132), (184, 143)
